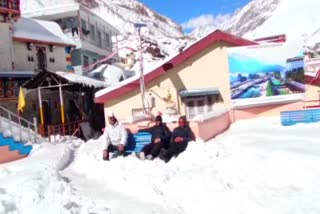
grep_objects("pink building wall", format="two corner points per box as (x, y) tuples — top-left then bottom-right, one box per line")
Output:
(231, 102), (304, 121)
(0, 146), (27, 164)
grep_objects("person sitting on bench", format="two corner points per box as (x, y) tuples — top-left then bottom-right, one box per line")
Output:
(161, 116), (195, 163)
(102, 112), (128, 161)
(137, 115), (171, 160)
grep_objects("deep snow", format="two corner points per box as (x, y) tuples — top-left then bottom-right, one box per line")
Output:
(1, 117), (320, 213)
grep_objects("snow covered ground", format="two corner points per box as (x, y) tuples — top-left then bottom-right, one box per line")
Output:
(1, 117), (320, 214)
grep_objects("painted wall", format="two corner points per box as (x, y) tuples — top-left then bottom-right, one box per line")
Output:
(304, 84), (320, 101)
(0, 22), (13, 71)
(71, 49), (82, 66)
(13, 41), (69, 72)
(196, 112), (231, 141)
(0, 146), (27, 164)
(231, 102), (304, 121)
(105, 42), (233, 122)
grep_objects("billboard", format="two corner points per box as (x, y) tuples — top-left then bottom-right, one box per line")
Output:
(227, 41), (305, 107)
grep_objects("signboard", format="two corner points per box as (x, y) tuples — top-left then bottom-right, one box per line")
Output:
(227, 41), (305, 107)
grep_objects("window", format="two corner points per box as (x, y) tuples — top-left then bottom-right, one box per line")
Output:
(92, 58), (97, 69)
(105, 33), (110, 48)
(0, 0), (8, 8)
(90, 24), (95, 40)
(197, 100), (205, 114)
(97, 31), (102, 47)
(83, 55), (89, 66)
(81, 19), (87, 30)
(187, 101), (195, 119)
(185, 95), (219, 120)
(207, 96), (214, 112)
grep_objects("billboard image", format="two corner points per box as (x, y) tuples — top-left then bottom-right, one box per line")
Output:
(228, 41), (305, 106)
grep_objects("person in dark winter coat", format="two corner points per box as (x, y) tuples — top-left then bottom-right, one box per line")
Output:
(161, 116), (195, 163)
(137, 115), (171, 160)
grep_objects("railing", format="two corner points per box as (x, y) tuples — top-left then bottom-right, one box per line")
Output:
(47, 121), (82, 142)
(0, 105), (38, 143)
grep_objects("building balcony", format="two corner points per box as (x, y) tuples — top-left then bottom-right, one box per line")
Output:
(0, 0), (20, 15)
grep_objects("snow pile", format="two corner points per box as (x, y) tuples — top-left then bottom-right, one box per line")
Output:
(0, 139), (111, 213)
(88, 64), (127, 86)
(2, 117), (320, 213)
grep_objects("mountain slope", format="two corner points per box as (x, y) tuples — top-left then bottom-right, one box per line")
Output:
(190, 0), (279, 39)
(243, 0), (320, 41)
(191, 0), (320, 47)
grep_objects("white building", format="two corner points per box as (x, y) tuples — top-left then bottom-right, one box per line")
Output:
(23, 3), (120, 75)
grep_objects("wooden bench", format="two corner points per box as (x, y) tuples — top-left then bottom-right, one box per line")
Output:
(125, 132), (152, 154)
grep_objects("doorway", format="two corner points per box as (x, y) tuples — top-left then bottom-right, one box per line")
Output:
(36, 47), (47, 70)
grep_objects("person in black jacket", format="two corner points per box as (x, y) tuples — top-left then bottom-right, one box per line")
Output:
(161, 116), (195, 163)
(138, 115), (171, 160)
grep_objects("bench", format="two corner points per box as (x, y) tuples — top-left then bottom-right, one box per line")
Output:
(281, 108), (320, 126)
(125, 132), (152, 154)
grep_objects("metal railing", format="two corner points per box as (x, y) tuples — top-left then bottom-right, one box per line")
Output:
(0, 105), (38, 143)
(47, 120), (82, 142)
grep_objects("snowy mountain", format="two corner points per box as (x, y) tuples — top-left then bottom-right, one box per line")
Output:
(190, 0), (279, 39)
(191, 0), (320, 47)
(21, 0), (192, 73)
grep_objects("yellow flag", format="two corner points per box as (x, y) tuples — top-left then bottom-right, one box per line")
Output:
(18, 87), (26, 112)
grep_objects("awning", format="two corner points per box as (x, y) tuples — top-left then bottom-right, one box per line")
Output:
(0, 71), (35, 78)
(179, 87), (220, 98)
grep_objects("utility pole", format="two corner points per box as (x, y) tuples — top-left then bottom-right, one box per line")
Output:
(134, 23), (147, 113)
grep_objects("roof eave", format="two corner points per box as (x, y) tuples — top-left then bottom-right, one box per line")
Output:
(13, 37), (76, 48)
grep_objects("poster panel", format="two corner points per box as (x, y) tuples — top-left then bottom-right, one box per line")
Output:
(228, 41), (305, 107)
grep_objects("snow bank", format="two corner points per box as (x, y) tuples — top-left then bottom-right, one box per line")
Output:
(0, 139), (110, 213)
(2, 117), (320, 213)
(67, 117), (320, 213)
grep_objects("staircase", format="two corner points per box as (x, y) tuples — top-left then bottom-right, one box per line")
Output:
(0, 105), (38, 164)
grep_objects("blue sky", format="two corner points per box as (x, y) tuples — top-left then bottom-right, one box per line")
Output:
(140, 0), (251, 32)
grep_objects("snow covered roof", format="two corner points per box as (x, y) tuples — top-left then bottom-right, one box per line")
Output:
(55, 71), (108, 88)
(88, 64), (126, 85)
(22, 3), (80, 20)
(23, 70), (108, 89)
(12, 18), (76, 47)
(94, 30), (256, 103)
